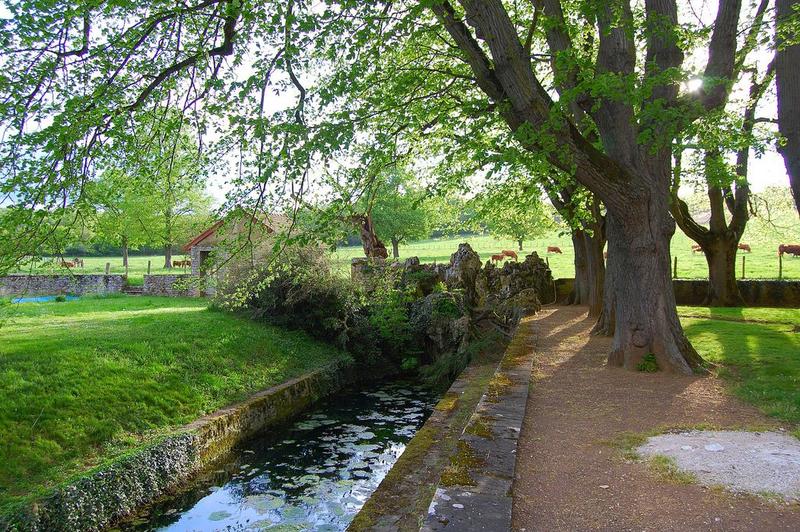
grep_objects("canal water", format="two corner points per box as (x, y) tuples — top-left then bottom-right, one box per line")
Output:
(124, 381), (437, 531)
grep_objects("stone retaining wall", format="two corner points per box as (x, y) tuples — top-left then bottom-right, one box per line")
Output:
(553, 278), (800, 308)
(4, 361), (354, 531)
(672, 279), (800, 307)
(142, 274), (214, 297)
(0, 274), (125, 297)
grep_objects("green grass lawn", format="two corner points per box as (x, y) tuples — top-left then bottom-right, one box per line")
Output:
(679, 307), (800, 434)
(333, 231), (800, 280)
(0, 295), (351, 514)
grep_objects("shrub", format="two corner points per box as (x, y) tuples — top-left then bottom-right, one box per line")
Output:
(215, 249), (412, 371)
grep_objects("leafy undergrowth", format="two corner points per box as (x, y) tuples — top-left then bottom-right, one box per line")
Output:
(680, 307), (800, 437)
(0, 296), (351, 514)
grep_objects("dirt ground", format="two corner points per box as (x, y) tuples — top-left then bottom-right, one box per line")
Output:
(512, 306), (800, 531)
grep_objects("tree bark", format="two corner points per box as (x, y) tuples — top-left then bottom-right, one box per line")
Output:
(704, 240), (744, 306)
(518, 239), (523, 251)
(163, 206), (173, 269)
(605, 204), (703, 373)
(776, 0), (800, 216)
(568, 229), (590, 305)
(122, 236), (129, 268)
(391, 237), (400, 259)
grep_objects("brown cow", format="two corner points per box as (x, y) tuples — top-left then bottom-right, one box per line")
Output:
(691, 244), (703, 254)
(60, 261), (75, 268)
(737, 243), (751, 253)
(173, 259), (192, 268)
(490, 254), (505, 264)
(546, 246), (562, 254)
(779, 244), (800, 257)
(501, 250), (518, 261)
(72, 257), (84, 267)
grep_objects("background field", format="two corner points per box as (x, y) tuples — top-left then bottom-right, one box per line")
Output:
(14, 228), (800, 284)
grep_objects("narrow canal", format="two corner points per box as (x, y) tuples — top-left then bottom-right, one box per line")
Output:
(124, 381), (438, 531)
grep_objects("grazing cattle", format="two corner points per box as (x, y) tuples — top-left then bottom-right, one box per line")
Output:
(691, 244), (703, 254)
(546, 246), (562, 254)
(173, 259), (191, 268)
(501, 250), (518, 261)
(491, 254), (505, 264)
(737, 243), (751, 253)
(60, 261), (75, 268)
(72, 258), (84, 267)
(778, 244), (800, 257)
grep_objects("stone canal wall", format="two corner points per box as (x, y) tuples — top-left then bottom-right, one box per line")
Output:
(0, 274), (125, 297)
(4, 361), (354, 532)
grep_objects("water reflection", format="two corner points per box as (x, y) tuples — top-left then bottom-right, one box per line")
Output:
(126, 382), (436, 531)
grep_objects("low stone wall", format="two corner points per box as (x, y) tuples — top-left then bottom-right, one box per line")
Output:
(672, 279), (800, 307)
(142, 274), (214, 297)
(5, 361), (354, 532)
(553, 278), (800, 308)
(0, 274), (125, 297)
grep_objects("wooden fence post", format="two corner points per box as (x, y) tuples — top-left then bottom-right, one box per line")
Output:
(741, 255), (746, 279)
(778, 253), (782, 279)
(545, 256), (550, 268)
(673, 256), (677, 279)
(147, 260), (151, 275)
(105, 262), (110, 275)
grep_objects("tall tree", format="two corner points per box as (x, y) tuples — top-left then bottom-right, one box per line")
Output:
(776, 0), (800, 216)
(92, 170), (158, 268)
(371, 173), (436, 259)
(671, 63), (774, 306)
(472, 179), (552, 252)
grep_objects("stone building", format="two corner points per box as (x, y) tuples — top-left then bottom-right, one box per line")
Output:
(182, 211), (288, 276)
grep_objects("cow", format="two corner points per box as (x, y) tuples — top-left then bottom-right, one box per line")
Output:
(779, 244), (800, 257)
(173, 259), (192, 268)
(546, 246), (562, 254)
(603, 251), (608, 260)
(490, 254), (506, 264)
(737, 243), (751, 253)
(60, 261), (75, 268)
(72, 258), (84, 267)
(501, 250), (518, 261)
(691, 244), (703, 254)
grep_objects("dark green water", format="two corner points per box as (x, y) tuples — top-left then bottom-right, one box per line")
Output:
(123, 382), (437, 531)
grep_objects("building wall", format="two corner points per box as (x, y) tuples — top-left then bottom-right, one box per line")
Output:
(0, 274), (125, 297)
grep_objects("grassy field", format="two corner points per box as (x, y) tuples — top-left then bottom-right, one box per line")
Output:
(13, 255), (194, 286)
(679, 306), (800, 434)
(333, 231), (800, 280)
(12, 228), (800, 284)
(0, 295), (351, 514)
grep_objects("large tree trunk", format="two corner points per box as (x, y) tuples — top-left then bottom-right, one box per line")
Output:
(776, 0), (800, 216)
(568, 229), (590, 305)
(391, 237), (400, 259)
(605, 198), (704, 374)
(704, 240), (744, 306)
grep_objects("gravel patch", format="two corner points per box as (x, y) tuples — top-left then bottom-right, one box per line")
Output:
(638, 430), (800, 499)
